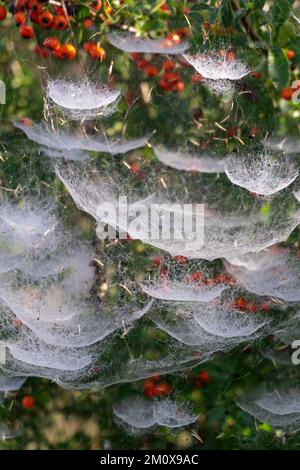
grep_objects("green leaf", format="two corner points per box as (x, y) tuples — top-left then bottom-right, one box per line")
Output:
(221, 0), (234, 27)
(253, 0), (266, 8)
(269, 48), (290, 89)
(270, 0), (295, 31)
(78, 6), (90, 20)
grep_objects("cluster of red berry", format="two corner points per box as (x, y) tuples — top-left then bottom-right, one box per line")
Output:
(233, 298), (271, 314)
(190, 370), (211, 388)
(0, 1), (108, 61)
(130, 30), (189, 93)
(143, 375), (172, 398)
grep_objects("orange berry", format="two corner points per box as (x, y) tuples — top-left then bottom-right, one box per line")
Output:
(90, 0), (102, 10)
(246, 302), (258, 313)
(162, 71), (180, 84)
(84, 42), (106, 60)
(187, 271), (203, 283)
(174, 81), (185, 92)
(29, 11), (40, 24)
(145, 64), (158, 77)
(96, 46), (106, 61)
(251, 71), (262, 79)
(131, 52), (141, 61)
(19, 24), (34, 39)
(167, 32), (181, 45)
(31, 1), (43, 14)
(192, 73), (204, 83)
(13, 11), (26, 26)
(234, 298), (247, 311)
(163, 60), (176, 71)
(26, 0), (37, 9)
(280, 87), (294, 100)
(22, 395), (35, 409)
(249, 127), (260, 137)
(136, 58), (149, 70)
(177, 27), (189, 38)
(43, 37), (61, 51)
(160, 3), (170, 12)
(226, 50), (236, 61)
(159, 79), (172, 90)
(0, 5), (7, 21)
(198, 371), (211, 384)
(130, 162), (140, 175)
(59, 44), (77, 60)
(174, 255), (187, 264)
(104, 5), (113, 15)
(286, 50), (296, 60)
(83, 18), (94, 29)
(54, 14), (68, 30)
(152, 382), (172, 396)
(16, 0), (27, 11)
(39, 11), (54, 29)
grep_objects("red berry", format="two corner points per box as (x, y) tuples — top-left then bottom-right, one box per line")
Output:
(234, 298), (247, 311)
(53, 44), (77, 60)
(90, 0), (102, 11)
(136, 59), (149, 70)
(145, 64), (158, 77)
(13, 12), (26, 26)
(83, 18), (94, 29)
(174, 81), (185, 92)
(159, 79), (172, 90)
(43, 37), (61, 51)
(187, 271), (203, 283)
(31, 1), (43, 14)
(29, 11), (40, 24)
(198, 371), (211, 384)
(167, 33), (181, 45)
(153, 382), (172, 396)
(249, 127), (260, 137)
(0, 5), (7, 21)
(163, 71), (180, 84)
(19, 24), (34, 39)
(174, 255), (187, 264)
(192, 73), (204, 83)
(280, 87), (294, 100)
(54, 14), (68, 30)
(163, 60), (176, 71)
(251, 71), (262, 79)
(22, 395), (35, 409)
(39, 11), (54, 29)
(286, 50), (296, 60)
(84, 42), (106, 60)
(130, 162), (140, 175)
